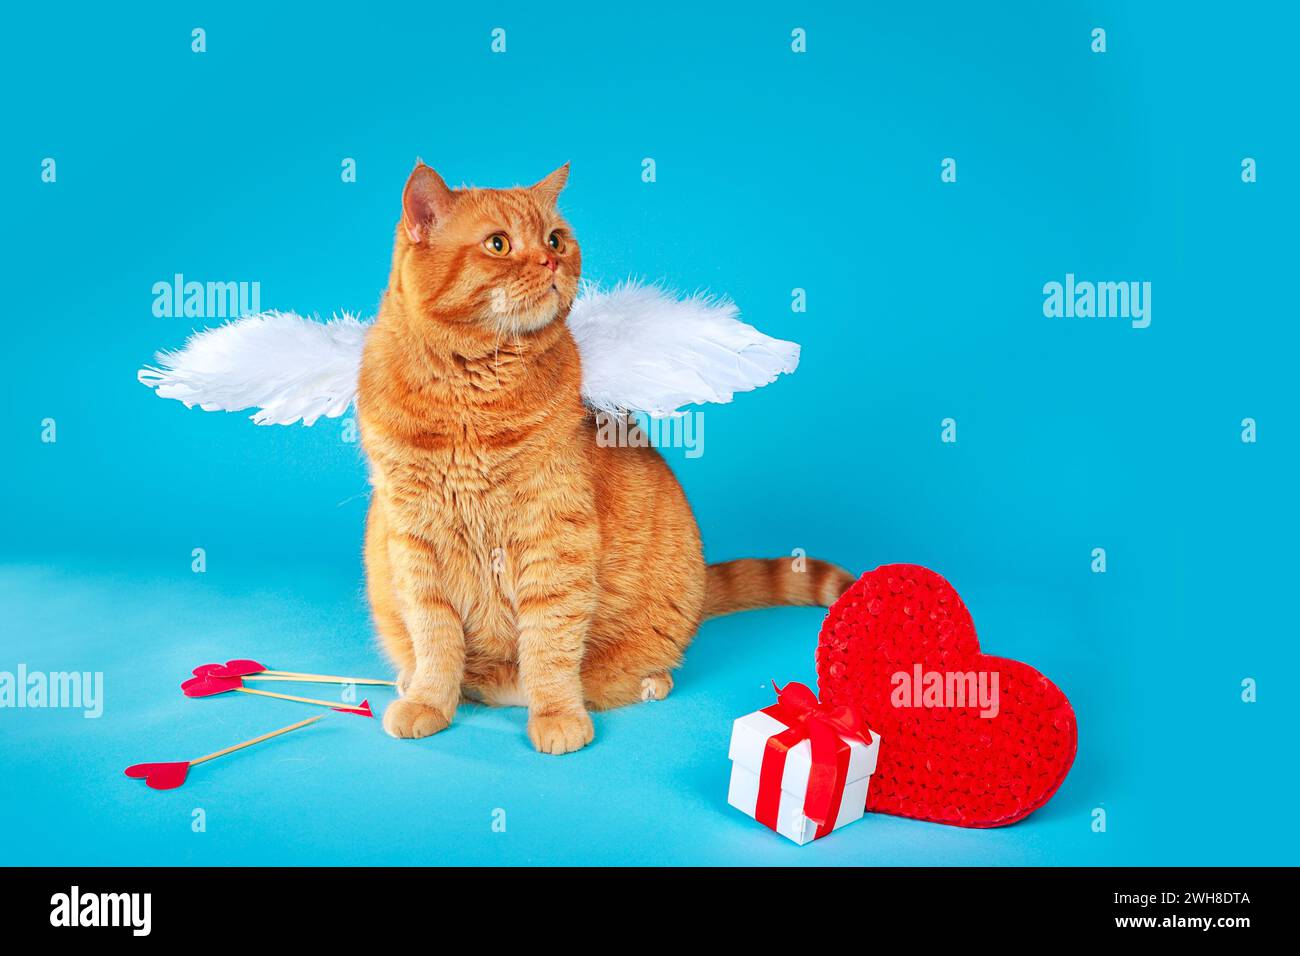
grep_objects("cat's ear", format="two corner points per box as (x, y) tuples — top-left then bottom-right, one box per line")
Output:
(530, 162), (570, 205)
(402, 162), (456, 243)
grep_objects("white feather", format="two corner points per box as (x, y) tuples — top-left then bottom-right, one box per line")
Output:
(137, 311), (368, 426)
(568, 281), (799, 418)
(137, 284), (800, 425)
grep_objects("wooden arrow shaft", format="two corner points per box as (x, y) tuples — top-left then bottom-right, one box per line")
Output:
(247, 672), (395, 686)
(235, 686), (357, 708)
(189, 714), (324, 766)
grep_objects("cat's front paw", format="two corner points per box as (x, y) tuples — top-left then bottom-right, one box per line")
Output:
(527, 709), (594, 755)
(383, 699), (450, 739)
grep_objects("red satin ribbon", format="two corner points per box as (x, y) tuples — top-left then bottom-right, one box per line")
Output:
(753, 681), (874, 839)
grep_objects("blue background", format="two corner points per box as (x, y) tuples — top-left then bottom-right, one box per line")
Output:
(1, 1), (1295, 865)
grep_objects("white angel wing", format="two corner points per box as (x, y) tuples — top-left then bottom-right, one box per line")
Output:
(568, 282), (799, 418)
(138, 284), (799, 425)
(137, 311), (368, 426)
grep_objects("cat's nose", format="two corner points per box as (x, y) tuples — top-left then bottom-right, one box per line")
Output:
(537, 252), (558, 273)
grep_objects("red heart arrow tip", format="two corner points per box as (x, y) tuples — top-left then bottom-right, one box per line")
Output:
(333, 699), (373, 718)
(210, 658), (267, 678)
(181, 674), (243, 697)
(124, 761), (190, 790)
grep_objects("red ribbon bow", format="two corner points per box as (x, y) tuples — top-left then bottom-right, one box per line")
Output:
(755, 681), (874, 838)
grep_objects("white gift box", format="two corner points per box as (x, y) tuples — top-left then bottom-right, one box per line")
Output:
(727, 707), (881, 845)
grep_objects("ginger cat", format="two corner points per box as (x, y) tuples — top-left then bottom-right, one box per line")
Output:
(358, 162), (852, 754)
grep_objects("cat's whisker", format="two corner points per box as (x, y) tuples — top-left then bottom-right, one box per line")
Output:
(490, 322), (509, 386)
(512, 331), (531, 373)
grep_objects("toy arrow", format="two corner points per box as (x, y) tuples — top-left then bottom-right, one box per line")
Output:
(204, 658), (395, 686)
(124, 714), (324, 790)
(183, 668), (373, 717)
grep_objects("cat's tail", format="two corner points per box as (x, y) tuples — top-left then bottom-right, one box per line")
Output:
(702, 558), (854, 620)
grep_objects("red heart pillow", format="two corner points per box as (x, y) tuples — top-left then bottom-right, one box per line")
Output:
(816, 564), (1077, 827)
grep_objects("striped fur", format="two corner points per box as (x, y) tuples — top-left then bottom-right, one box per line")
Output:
(702, 559), (855, 619)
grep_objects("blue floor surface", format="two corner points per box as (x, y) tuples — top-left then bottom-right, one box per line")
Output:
(0, 554), (1285, 867)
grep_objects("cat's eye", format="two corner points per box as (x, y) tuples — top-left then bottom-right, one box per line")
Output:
(483, 233), (511, 256)
(548, 231), (566, 253)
